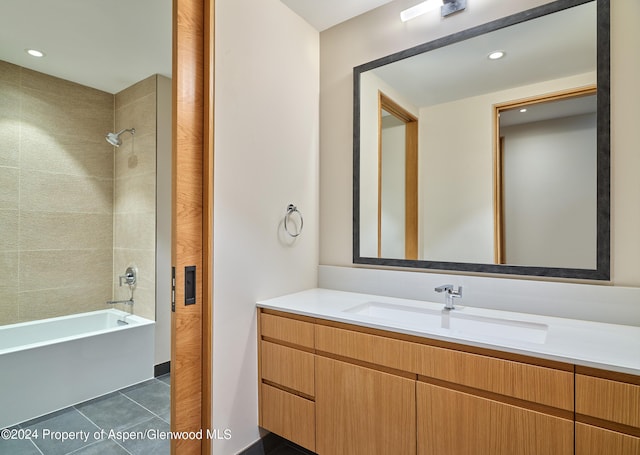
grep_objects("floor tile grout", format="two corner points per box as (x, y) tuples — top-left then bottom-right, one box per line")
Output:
(5, 375), (171, 455)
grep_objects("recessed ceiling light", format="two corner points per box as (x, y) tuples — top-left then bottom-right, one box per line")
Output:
(26, 49), (45, 58)
(488, 50), (506, 60)
(520, 108), (528, 113)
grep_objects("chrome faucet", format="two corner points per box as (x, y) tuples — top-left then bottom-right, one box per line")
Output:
(434, 284), (462, 310)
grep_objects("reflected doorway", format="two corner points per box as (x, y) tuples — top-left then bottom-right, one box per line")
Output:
(378, 92), (418, 260)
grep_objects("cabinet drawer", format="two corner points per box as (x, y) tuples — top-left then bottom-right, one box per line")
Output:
(417, 382), (574, 455)
(260, 312), (314, 348)
(576, 423), (640, 455)
(415, 343), (573, 410)
(261, 341), (314, 397)
(315, 324), (415, 373)
(576, 374), (640, 428)
(261, 383), (315, 452)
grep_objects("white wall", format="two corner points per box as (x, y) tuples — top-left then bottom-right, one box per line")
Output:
(320, 0), (640, 286)
(419, 72), (595, 263)
(360, 71), (418, 257)
(381, 120), (406, 258)
(502, 113), (596, 268)
(155, 75), (172, 365)
(213, 0), (319, 453)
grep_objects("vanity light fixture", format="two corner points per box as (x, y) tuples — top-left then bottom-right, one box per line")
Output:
(401, 0), (466, 22)
(25, 49), (45, 58)
(488, 50), (506, 60)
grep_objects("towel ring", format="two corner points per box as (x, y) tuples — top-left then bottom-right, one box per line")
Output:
(284, 204), (303, 238)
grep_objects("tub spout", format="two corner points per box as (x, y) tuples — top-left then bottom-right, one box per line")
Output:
(106, 298), (134, 306)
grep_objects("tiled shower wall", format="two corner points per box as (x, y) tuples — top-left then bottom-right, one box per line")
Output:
(0, 60), (158, 325)
(112, 75), (158, 321)
(0, 60), (114, 325)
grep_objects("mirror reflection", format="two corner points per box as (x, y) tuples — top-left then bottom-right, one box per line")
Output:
(354, 0), (609, 279)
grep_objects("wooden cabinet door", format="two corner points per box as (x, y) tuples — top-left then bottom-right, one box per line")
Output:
(576, 423), (640, 455)
(316, 357), (416, 455)
(417, 382), (573, 455)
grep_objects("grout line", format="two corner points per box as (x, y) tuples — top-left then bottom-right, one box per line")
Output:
(118, 389), (169, 425)
(28, 437), (45, 455)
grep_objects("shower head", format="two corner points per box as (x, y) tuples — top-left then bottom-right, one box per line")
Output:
(105, 128), (135, 147)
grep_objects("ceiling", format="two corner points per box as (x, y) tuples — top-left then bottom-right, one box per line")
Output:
(0, 0), (172, 94)
(367, 1), (596, 108)
(0, 0), (384, 94)
(280, 0), (395, 31)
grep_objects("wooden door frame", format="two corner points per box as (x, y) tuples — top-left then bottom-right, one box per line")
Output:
(171, 0), (213, 454)
(378, 92), (419, 260)
(492, 85), (596, 264)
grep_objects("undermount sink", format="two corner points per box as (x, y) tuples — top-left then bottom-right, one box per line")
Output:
(344, 301), (548, 344)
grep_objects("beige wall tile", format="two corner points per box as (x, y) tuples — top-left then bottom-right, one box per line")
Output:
(0, 251), (19, 283)
(0, 80), (21, 168)
(20, 212), (112, 250)
(114, 132), (156, 178)
(115, 93), (156, 141)
(21, 87), (113, 141)
(113, 212), (156, 251)
(115, 172), (156, 215)
(0, 209), (18, 250)
(0, 287), (20, 326)
(0, 167), (18, 209)
(20, 170), (113, 214)
(115, 75), (156, 111)
(19, 249), (112, 292)
(21, 131), (114, 179)
(21, 68), (112, 106)
(0, 60), (20, 84)
(18, 282), (112, 323)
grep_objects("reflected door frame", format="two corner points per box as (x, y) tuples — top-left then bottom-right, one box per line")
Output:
(493, 85), (597, 264)
(171, 0), (214, 454)
(378, 92), (419, 260)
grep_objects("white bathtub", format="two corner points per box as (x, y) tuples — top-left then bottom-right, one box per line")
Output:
(0, 309), (155, 429)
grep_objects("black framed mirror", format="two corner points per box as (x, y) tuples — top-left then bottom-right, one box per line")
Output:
(353, 0), (609, 280)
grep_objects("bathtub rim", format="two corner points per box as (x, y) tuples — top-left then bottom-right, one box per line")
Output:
(0, 309), (155, 356)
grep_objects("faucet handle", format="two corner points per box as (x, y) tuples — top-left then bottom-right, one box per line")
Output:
(451, 285), (462, 297)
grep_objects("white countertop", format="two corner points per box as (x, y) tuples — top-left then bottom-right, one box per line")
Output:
(257, 288), (640, 375)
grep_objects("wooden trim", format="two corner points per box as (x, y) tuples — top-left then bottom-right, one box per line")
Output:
(576, 415), (640, 438)
(261, 336), (315, 354)
(492, 85), (597, 264)
(576, 365), (640, 386)
(405, 121), (418, 260)
(316, 350), (418, 381)
(418, 375), (574, 421)
(260, 308), (317, 324)
(257, 311), (264, 427)
(377, 94), (383, 258)
(202, 0), (214, 452)
(493, 85), (597, 111)
(378, 92), (419, 260)
(261, 379), (316, 402)
(314, 317), (574, 372)
(171, 0), (212, 453)
(494, 135), (505, 264)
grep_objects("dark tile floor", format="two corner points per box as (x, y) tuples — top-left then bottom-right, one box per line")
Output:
(0, 374), (170, 455)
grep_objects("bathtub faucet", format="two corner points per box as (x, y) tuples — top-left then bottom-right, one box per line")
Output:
(106, 298), (134, 306)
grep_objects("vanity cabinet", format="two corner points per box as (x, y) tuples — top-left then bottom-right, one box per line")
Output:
(417, 382), (573, 454)
(258, 309), (637, 455)
(575, 368), (640, 455)
(316, 357), (416, 454)
(258, 312), (316, 451)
